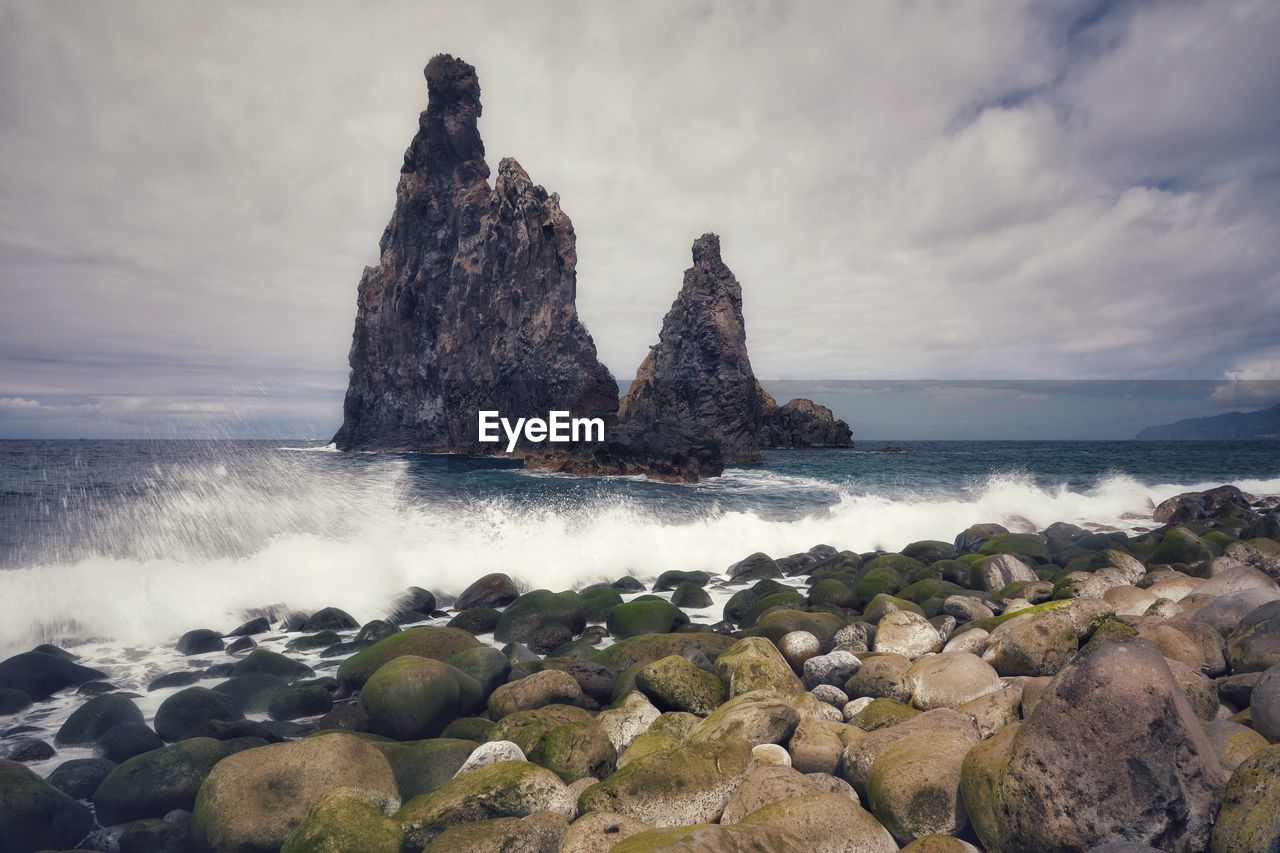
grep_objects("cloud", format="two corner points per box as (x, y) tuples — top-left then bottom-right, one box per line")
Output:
(1, 0), (1279, 437)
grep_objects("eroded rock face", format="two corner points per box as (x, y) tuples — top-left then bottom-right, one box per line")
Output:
(334, 54), (618, 453)
(618, 234), (852, 463)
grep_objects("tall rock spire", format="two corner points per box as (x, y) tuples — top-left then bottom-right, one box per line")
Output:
(619, 234), (852, 462)
(333, 55), (618, 451)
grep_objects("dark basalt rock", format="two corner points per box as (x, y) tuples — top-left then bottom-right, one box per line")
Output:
(617, 234), (851, 464)
(55, 693), (144, 746)
(1154, 485), (1258, 526)
(0, 651), (105, 701)
(457, 573), (520, 611)
(521, 418), (724, 483)
(175, 629), (224, 656)
(224, 617), (270, 638)
(0, 758), (93, 851)
(302, 607), (359, 632)
(4, 738), (54, 763)
(96, 722), (164, 764)
(47, 757), (117, 800)
(334, 54), (618, 453)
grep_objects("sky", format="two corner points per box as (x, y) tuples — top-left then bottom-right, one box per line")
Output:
(2, 0), (1279, 439)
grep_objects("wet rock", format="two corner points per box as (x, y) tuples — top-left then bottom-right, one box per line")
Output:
(1154, 486), (1256, 526)
(226, 616), (271, 637)
(225, 636), (257, 655)
(148, 670), (201, 691)
(267, 685), (333, 721)
(0, 758), (93, 852)
(230, 648), (313, 681)
(448, 606), (503, 635)
(0, 650), (105, 700)
(95, 737), (230, 826)
(4, 738), (53, 763)
(495, 590), (586, 647)
(391, 589), (436, 624)
(47, 757), (116, 799)
(55, 693), (143, 746)
(457, 573), (521, 610)
(118, 808), (194, 853)
(1226, 600), (1280, 672)
(154, 687), (244, 742)
(670, 582), (713, 610)
(176, 629), (225, 655)
(713, 636), (805, 698)
(0, 688), (32, 715)
(192, 732), (399, 850)
(96, 721), (164, 763)
(363, 738), (475, 802)
(607, 598), (688, 639)
(445, 645), (511, 697)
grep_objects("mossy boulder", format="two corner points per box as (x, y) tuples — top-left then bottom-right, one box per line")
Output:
(855, 567), (907, 606)
(713, 637), (804, 698)
(592, 633), (735, 671)
(671, 581), (714, 609)
(751, 609), (849, 648)
(445, 645), (511, 697)
(740, 589), (807, 627)
(367, 738), (476, 801)
(727, 552), (782, 581)
(636, 655), (725, 716)
(488, 669), (584, 719)
(978, 533), (1049, 559)
(807, 577), (859, 608)
(607, 598), (689, 639)
(866, 721), (980, 844)
(280, 788), (403, 853)
(653, 570), (711, 591)
(230, 649), (314, 681)
(423, 811), (567, 852)
(1151, 526), (1221, 566)
(0, 650), (105, 701)
(846, 697), (919, 731)
(1210, 744), (1280, 853)
(0, 759), (94, 852)
(337, 627), (481, 692)
(687, 689), (800, 747)
(723, 579), (792, 623)
(579, 738), (753, 826)
(394, 760), (573, 849)
(494, 590), (587, 645)
(739, 791), (898, 853)
(902, 540), (958, 566)
(580, 584), (624, 623)
(1225, 600), (1280, 673)
(488, 704), (615, 781)
(193, 732), (399, 852)
(95, 737), (230, 826)
(359, 656), (480, 740)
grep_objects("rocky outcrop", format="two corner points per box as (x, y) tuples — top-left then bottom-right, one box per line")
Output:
(333, 54), (617, 452)
(618, 234), (851, 463)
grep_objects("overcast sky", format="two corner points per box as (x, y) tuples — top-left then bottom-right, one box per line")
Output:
(2, 0), (1279, 438)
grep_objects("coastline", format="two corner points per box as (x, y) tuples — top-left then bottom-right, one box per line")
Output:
(2, 481), (1279, 850)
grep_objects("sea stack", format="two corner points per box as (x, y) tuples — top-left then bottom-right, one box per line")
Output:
(618, 234), (852, 462)
(333, 55), (618, 452)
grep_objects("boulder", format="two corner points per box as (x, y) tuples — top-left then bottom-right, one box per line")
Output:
(154, 687), (244, 742)
(841, 708), (978, 796)
(488, 670), (583, 719)
(267, 685), (333, 721)
(212, 674), (289, 713)
(727, 552), (783, 581)
(844, 653), (913, 703)
(280, 789), (403, 853)
(0, 759), (93, 853)
(95, 737), (230, 826)
(739, 792), (898, 853)
(1192, 587), (1280, 636)
(981, 608), (1078, 677)
(422, 810), (567, 852)
(1226, 600), (1280, 672)
(905, 652), (1000, 710)
(176, 628), (225, 655)
(719, 764), (818, 823)
(1203, 720), (1270, 771)
(46, 757), (116, 799)
(606, 598), (688, 639)
(395, 760), (574, 849)
(193, 732), (399, 851)
(54, 693), (143, 746)
(360, 656), (476, 739)
(0, 650), (105, 700)
(975, 554), (1038, 592)
(337, 626), (481, 691)
(686, 689), (800, 746)
(803, 651), (862, 689)
(457, 573), (521, 610)
(787, 717), (845, 774)
(611, 823), (804, 851)
(596, 691), (661, 753)
(559, 810), (650, 852)
(96, 721), (164, 763)
(1151, 527), (1220, 566)
(230, 649), (314, 681)
(592, 632), (734, 671)
(1251, 663), (1280, 742)
(636, 655), (725, 716)
(578, 738), (753, 826)
(1154, 486), (1256, 526)
(369, 738), (477, 801)
(872, 610), (942, 659)
(118, 808), (194, 853)
(713, 636), (804, 698)
(490, 705), (616, 783)
(961, 639), (1229, 852)
(494, 590), (586, 646)
(670, 582), (713, 610)
(866, 718), (980, 844)
(1210, 743), (1280, 853)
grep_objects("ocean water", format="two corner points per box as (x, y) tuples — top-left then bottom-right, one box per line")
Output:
(1, 438), (1279, 657)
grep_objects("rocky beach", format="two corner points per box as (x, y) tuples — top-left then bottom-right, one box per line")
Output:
(2, 483), (1280, 851)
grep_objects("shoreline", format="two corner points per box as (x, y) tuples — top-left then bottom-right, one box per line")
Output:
(1, 483), (1279, 850)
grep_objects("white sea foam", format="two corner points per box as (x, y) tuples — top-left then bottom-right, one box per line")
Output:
(1, 465), (1277, 656)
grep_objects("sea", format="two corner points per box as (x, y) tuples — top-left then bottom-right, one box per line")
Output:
(3, 438), (1279, 657)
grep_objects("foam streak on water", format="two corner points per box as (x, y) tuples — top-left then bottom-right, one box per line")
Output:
(1, 440), (1279, 656)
